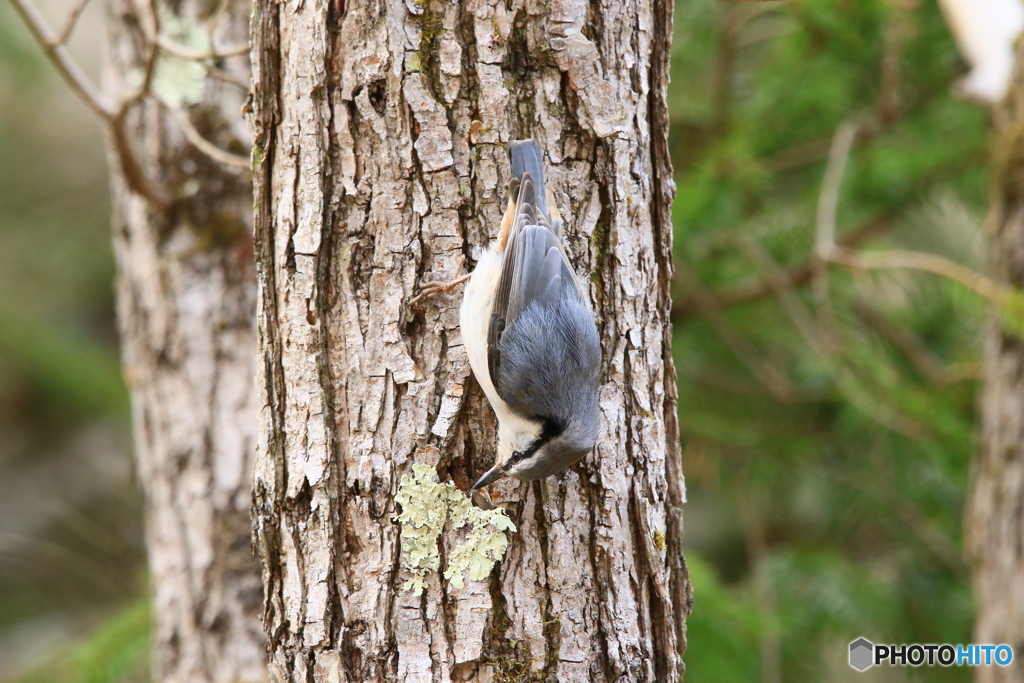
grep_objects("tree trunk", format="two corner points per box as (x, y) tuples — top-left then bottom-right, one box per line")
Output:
(104, 1), (265, 680)
(967, 41), (1024, 683)
(249, 0), (690, 679)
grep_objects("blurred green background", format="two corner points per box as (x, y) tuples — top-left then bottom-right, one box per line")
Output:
(672, 0), (987, 681)
(0, 0), (993, 680)
(0, 2), (146, 680)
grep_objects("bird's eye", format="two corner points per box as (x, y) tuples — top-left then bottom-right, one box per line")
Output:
(510, 450), (526, 463)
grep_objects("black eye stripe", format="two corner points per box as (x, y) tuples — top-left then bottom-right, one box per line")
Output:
(538, 416), (565, 441)
(509, 417), (566, 467)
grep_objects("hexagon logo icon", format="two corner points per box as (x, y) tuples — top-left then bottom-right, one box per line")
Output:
(849, 638), (874, 671)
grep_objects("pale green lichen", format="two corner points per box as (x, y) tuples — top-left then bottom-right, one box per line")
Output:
(394, 464), (516, 595)
(394, 464), (450, 593)
(444, 491), (516, 589)
(127, 8), (209, 108)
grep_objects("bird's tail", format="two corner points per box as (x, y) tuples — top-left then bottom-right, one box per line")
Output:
(509, 139), (549, 223)
(509, 139), (562, 236)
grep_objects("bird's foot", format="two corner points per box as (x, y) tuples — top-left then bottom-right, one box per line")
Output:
(410, 261), (470, 306)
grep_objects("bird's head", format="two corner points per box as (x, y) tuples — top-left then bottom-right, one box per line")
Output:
(470, 414), (596, 494)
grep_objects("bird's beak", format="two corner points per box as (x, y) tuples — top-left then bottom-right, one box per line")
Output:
(471, 465), (505, 491)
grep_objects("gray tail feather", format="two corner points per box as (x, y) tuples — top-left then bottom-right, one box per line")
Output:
(509, 139), (549, 222)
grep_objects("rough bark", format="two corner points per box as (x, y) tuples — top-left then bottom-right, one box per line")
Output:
(968, 40), (1024, 683)
(250, 0), (691, 679)
(104, 1), (265, 680)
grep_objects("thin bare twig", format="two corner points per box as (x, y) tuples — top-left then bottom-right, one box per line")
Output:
(8, 0), (116, 119)
(135, 0), (247, 63)
(9, 0), (169, 206)
(203, 63), (250, 90)
(815, 118), (865, 348)
(207, 0), (235, 32)
(155, 97), (250, 171)
(55, 0), (92, 46)
(826, 247), (1010, 305)
(815, 119), (861, 259)
(119, 0), (161, 106)
(108, 114), (173, 206)
(777, 123), (989, 426)
(155, 36), (249, 61)
(9, 0), (252, 207)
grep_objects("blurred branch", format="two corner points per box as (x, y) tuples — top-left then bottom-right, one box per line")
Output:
(673, 211), (896, 319)
(810, 116), (1006, 313)
(156, 97), (250, 171)
(674, 147), (984, 323)
(121, 0), (161, 106)
(108, 113), (173, 206)
(9, 0), (253, 205)
(205, 62), (250, 89)
(8, 0), (116, 119)
(826, 247), (1010, 305)
(8, 0), (171, 205)
(55, 0), (92, 46)
(813, 119), (862, 341)
(766, 114), (877, 175)
(156, 35), (249, 60)
(207, 0), (234, 32)
(135, 0), (247, 62)
(692, 114), (1003, 323)
(814, 120), (861, 258)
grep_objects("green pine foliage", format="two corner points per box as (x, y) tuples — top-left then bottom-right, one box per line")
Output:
(673, 0), (987, 680)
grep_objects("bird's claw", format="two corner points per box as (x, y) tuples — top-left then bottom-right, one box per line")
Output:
(410, 272), (470, 306)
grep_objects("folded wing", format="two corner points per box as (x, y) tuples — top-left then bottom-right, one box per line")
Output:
(487, 174), (586, 398)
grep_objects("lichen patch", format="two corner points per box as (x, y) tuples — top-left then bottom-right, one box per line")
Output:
(394, 463), (516, 594)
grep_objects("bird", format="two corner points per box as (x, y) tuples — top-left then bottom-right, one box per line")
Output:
(458, 139), (602, 508)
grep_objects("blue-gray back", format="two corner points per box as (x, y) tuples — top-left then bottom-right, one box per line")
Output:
(495, 294), (601, 449)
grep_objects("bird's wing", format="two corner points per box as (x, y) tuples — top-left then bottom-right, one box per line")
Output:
(486, 174), (584, 391)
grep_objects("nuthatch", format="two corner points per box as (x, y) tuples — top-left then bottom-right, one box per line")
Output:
(460, 140), (601, 507)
